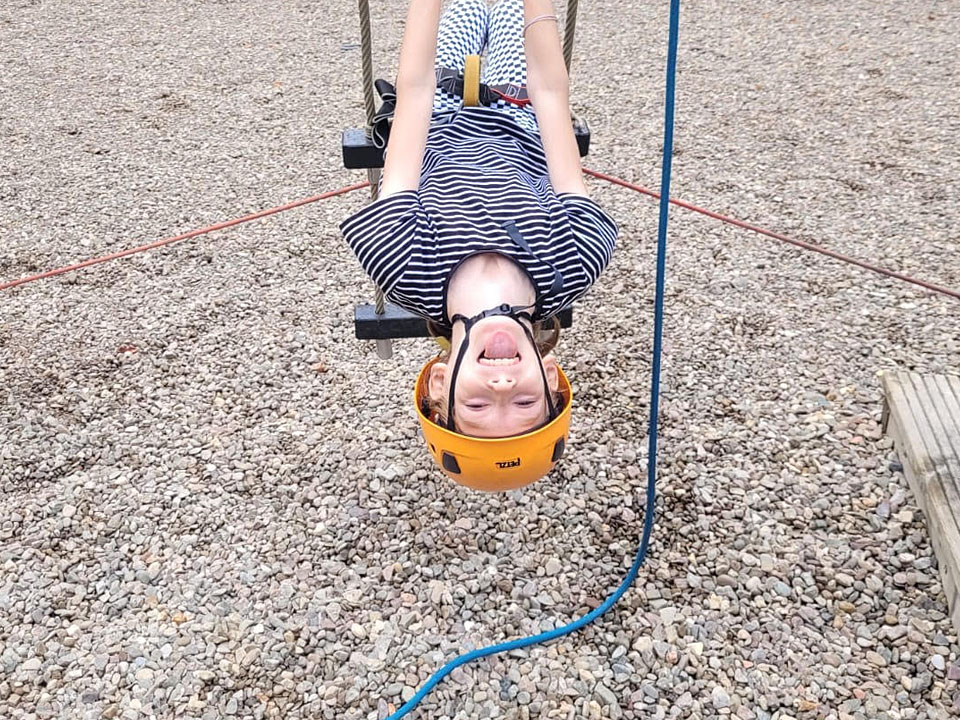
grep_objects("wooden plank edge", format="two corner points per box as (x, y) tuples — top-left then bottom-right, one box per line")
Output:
(933, 373), (960, 465)
(907, 373), (960, 543)
(882, 372), (937, 477)
(883, 371), (960, 636)
(899, 451), (960, 637)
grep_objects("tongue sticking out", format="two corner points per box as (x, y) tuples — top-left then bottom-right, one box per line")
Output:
(483, 331), (519, 359)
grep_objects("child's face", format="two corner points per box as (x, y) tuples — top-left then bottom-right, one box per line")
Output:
(428, 317), (559, 438)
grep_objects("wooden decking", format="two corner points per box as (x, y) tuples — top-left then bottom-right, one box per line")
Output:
(882, 371), (960, 635)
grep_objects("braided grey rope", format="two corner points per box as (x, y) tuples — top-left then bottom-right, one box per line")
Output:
(370, 166), (390, 358)
(371, 170), (385, 314)
(357, 0), (392, 357)
(563, 0), (579, 73)
(357, 0), (377, 128)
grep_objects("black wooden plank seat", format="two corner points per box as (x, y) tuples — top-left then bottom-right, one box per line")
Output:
(356, 302), (573, 340)
(343, 117), (591, 170)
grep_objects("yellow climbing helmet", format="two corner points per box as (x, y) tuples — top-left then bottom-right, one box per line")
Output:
(413, 303), (574, 492)
(415, 358), (572, 492)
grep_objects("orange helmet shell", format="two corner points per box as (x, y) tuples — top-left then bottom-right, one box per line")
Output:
(414, 358), (573, 492)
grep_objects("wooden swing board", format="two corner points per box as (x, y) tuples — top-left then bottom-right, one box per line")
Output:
(343, 118), (591, 170)
(881, 370), (960, 635)
(355, 302), (573, 340)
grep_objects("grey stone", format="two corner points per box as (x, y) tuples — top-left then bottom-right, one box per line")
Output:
(712, 686), (731, 709)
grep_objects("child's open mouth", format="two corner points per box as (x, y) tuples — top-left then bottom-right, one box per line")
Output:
(478, 353), (521, 366)
(479, 331), (520, 365)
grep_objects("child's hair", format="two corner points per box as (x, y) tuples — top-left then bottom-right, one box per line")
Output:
(422, 317), (566, 429)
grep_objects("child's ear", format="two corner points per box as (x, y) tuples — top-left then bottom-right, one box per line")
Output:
(541, 353), (559, 392)
(428, 362), (448, 401)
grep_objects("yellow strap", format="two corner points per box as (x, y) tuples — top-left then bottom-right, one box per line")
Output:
(463, 55), (481, 107)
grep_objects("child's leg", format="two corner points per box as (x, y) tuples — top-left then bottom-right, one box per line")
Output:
(433, 0), (489, 116)
(483, 0), (539, 133)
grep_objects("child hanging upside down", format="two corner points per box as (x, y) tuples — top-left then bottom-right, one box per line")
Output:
(341, 0), (618, 489)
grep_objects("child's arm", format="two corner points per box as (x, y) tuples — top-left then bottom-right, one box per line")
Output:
(380, 0), (443, 198)
(522, 0), (589, 196)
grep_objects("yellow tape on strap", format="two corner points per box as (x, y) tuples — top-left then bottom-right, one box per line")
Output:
(463, 55), (481, 107)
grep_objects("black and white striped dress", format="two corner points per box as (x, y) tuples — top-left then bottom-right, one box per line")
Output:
(340, 107), (618, 328)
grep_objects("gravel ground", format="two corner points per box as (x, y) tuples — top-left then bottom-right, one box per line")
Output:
(1, 1), (958, 719)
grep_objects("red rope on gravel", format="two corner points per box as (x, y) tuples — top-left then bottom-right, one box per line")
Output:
(0, 181), (370, 291)
(3, 168), (957, 303)
(583, 167), (960, 302)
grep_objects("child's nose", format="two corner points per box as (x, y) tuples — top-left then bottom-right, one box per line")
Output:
(488, 375), (516, 391)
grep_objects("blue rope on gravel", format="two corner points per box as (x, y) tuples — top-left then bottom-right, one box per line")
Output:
(384, 2), (681, 717)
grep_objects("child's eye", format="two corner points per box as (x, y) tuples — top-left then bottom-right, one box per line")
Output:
(466, 403), (486, 411)
(516, 400), (536, 408)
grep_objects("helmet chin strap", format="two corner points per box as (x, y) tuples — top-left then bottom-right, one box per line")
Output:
(445, 303), (558, 432)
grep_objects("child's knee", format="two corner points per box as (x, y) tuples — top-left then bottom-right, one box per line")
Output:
(451, 0), (489, 17)
(488, 0), (524, 32)
(489, 0), (523, 17)
(444, 0), (489, 39)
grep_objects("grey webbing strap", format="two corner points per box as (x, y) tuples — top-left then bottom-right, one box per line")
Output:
(502, 221), (564, 295)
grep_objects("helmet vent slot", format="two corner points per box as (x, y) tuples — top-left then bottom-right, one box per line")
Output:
(441, 452), (462, 474)
(551, 438), (565, 463)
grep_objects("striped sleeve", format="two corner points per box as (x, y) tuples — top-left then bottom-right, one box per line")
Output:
(557, 194), (618, 284)
(339, 191), (425, 294)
